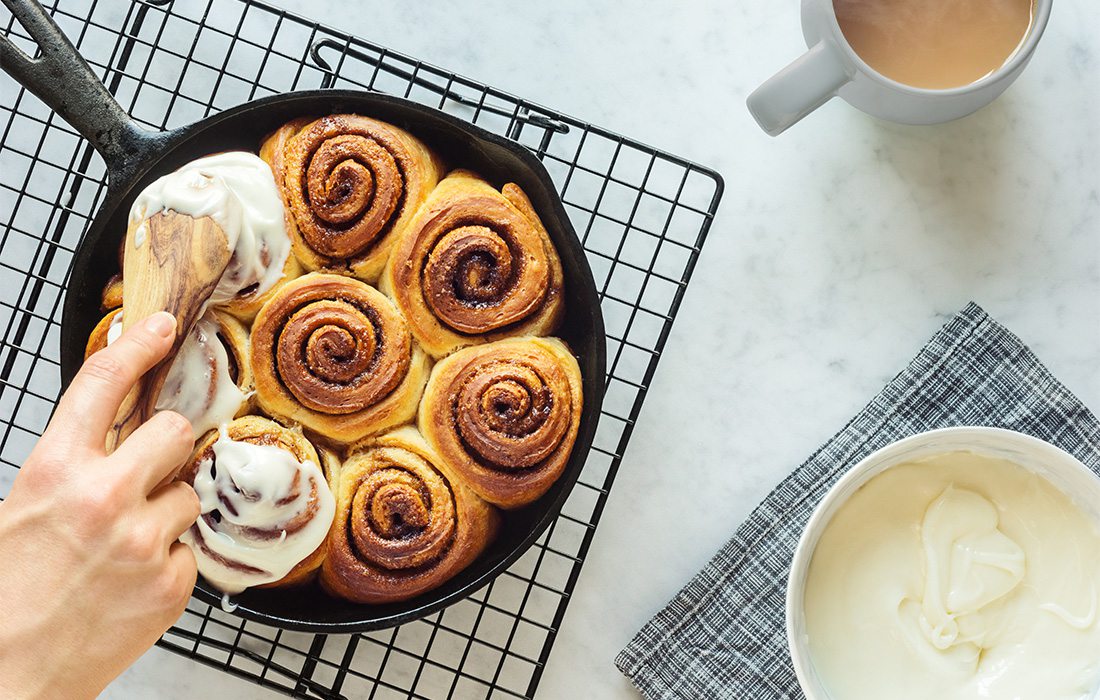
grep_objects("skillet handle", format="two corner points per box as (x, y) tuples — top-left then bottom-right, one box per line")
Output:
(0, 0), (153, 185)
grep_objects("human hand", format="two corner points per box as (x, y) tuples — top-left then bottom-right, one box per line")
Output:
(0, 312), (200, 700)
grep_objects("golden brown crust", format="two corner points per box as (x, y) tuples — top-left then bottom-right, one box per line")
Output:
(275, 114), (443, 282)
(320, 426), (499, 603)
(84, 114), (586, 605)
(101, 274), (124, 312)
(217, 251), (302, 324)
(418, 337), (582, 509)
(381, 170), (564, 358)
(177, 415), (336, 588)
(250, 273), (430, 443)
(213, 311), (255, 417)
(85, 307), (122, 359)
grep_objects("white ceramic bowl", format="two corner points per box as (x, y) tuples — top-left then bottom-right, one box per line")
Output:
(786, 426), (1100, 700)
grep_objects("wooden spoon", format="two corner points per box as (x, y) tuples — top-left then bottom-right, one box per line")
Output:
(106, 210), (232, 452)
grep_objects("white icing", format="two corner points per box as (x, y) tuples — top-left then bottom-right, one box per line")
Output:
(1041, 586), (1099, 630)
(805, 451), (1100, 700)
(911, 487), (1026, 658)
(133, 220), (148, 249)
(107, 310), (244, 438)
(106, 311), (123, 345)
(128, 152), (290, 303)
(155, 314), (246, 438)
(179, 428), (336, 595)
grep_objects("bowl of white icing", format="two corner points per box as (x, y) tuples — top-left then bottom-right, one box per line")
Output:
(787, 427), (1100, 700)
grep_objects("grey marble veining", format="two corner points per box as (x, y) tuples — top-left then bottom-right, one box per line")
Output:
(100, 0), (1100, 697)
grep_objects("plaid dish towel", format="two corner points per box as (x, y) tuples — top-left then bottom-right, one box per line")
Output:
(615, 302), (1100, 699)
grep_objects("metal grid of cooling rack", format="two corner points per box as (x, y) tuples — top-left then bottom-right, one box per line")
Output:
(0, 0), (723, 697)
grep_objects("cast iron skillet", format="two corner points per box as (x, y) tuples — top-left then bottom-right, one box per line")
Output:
(1, 0), (605, 632)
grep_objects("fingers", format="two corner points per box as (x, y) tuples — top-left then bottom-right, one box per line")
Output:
(52, 312), (177, 451)
(167, 541), (198, 614)
(113, 410), (194, 494)
(147, 480), (202, 543)
(169, 541), (198, 578)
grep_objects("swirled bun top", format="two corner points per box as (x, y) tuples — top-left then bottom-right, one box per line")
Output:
(268, 114), (443, 282)
(381, 170), (564, 358)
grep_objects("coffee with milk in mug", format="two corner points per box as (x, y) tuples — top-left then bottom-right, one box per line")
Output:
(834, 0), (1037, 89)
(746, 0), (1050, 135)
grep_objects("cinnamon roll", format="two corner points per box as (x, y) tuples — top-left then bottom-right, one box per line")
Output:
(381, 170), (565, 358)
(216, 247), (301, 323)
(85, 307), (123, 358)
(85, 309), (252, 439)
(178, 415), (337, 592)
(418, 337), (582, 509)
(250, 273), (430, 444)
(101, 273), (123, 312)
(320, 426), (499, 604)
(266, 114), (443, 282)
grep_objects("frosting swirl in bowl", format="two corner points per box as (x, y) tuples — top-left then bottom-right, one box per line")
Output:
(804, 450), (1100, 700)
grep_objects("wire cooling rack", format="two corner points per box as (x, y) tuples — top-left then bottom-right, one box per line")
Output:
(0, 1), (723, 697)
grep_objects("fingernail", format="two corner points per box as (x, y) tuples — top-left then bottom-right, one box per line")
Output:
(145, 312), (176, 338)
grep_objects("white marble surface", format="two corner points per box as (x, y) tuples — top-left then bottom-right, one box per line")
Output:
(103, 0), (1100, 697)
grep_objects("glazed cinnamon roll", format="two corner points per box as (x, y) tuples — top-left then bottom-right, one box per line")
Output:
(178, 415), (337, 592)
(85, 308), (252, 438)
(266, 114), (443, 282)
(381, 170), (565, 358)
(418, 337), (582, 509)
(321, 426), (499, 604)
(250, 273), (430, 444)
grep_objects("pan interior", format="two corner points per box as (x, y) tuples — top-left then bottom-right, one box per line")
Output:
(59, 91), (605, 632)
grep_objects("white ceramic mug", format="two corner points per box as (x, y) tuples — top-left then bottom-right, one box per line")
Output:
(747, 0), (1053, 136)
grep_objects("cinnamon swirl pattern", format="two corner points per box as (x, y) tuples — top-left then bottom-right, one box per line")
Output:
(382, 170), (565, 358)
(267, 114), (443, 282)
(321, 426), (499, 604)
(250, 273), (430, 443)
(419, 337), (582, 509)
(178, 416), (337, 593)
(85, 308), (252, 439)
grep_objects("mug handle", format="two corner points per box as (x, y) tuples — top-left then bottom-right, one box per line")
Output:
(747, 41), (851, 137)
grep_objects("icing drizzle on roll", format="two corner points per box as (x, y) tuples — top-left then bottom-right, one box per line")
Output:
(180, 426), (335, 595)
(157, 314), (247, 438)
(128, 151), (290, 303)
(101, 310), (246, 438)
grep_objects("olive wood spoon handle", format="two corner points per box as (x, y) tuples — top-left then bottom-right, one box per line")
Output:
(106, 210), (231, 452)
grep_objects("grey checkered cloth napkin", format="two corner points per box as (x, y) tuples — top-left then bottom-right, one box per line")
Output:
(615, 302), (1100, 699)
